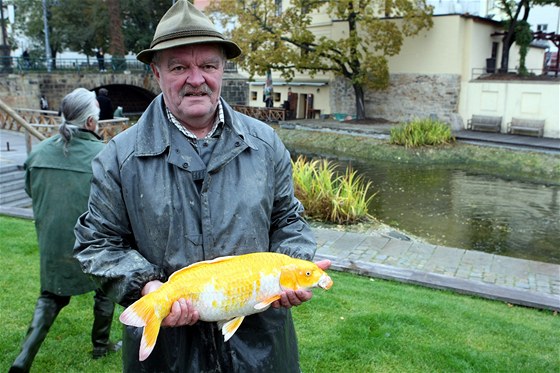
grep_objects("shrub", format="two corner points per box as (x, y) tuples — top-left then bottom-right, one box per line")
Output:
(390, 118), (455, 147)
(292, 156), (375, 224)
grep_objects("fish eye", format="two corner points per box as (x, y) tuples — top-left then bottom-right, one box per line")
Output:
(306, 271), (311, 276)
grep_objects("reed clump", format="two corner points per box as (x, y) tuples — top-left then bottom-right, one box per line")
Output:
(292, 156), (375, 224)
(390, 118), (455, 147)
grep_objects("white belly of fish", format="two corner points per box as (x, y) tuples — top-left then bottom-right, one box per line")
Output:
(194, 273), (282, 321)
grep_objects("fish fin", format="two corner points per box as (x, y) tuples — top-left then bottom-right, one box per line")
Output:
(220, 316), (245, 342)
(254, 295), (281, 310)
(119, 294), (165, 362)
(139, 316), (162, 361)
(168, 256), (237, 281)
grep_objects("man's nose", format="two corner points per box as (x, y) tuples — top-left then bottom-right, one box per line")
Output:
(186, 67), (205, 86)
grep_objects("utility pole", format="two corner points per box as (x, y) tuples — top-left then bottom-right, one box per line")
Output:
(0, 0), (11, 72)
(42, 0), (51, 72)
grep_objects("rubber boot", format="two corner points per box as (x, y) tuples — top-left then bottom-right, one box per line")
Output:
(10, 293), (66, 373)
(91, 289), (117, 359)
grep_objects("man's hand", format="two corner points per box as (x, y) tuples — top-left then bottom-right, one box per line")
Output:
(141, 280), (199, 327)
(272, 259), (331, 309)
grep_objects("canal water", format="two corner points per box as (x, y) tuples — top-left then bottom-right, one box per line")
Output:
(293, 152), (560, 265)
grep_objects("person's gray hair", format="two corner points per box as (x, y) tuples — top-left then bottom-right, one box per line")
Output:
(58, 88), (100, 147)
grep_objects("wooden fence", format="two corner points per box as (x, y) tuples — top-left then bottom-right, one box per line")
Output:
(232, 105), (286, 122)
(0, 108), (130, 143)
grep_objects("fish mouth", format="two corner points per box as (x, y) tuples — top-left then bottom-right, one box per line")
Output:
(318, 273), (333, 290)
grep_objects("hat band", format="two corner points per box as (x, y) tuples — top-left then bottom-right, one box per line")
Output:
(151, 29), (226, 49)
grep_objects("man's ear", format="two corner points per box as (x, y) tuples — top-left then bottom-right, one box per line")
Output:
(151, 63), (160, 80)
(85, 116), (97, 131)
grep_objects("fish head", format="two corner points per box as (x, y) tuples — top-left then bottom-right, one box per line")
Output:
(279, 261), (333, 291)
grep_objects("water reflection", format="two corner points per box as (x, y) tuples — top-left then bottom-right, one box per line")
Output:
(293, 152), (560, 264)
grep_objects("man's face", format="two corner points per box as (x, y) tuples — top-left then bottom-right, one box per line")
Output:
(152, 44), (225, 128)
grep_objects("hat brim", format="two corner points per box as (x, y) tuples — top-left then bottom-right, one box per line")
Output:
(136, 36), (242, 64)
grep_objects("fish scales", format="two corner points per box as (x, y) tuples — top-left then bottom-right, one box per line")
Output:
(119, 252), (333, 361)
(163, 254), (284, 319)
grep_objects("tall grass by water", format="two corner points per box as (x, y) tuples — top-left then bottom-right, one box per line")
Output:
(292, 155), (374, 224)
(2, 216), (559, 372)
(390, 118), (455, 147)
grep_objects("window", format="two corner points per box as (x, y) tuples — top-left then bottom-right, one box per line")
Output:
(251, 91), (257, 101)
(537, 24), (548, 32)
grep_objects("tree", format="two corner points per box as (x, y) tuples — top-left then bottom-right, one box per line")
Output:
(210, 0), (433, 119)
(498, 0), (560, 73)
(13, 0), (108, 62)
(120, 0), (171, 55)
(13, 0), (170, 65)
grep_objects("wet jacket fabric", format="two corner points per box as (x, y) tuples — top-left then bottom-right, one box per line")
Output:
(25, 130), (104, 295)
(74, 95), (317, 372)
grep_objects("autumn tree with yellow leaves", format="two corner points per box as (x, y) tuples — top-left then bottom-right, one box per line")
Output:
(210, 0), (433, 119)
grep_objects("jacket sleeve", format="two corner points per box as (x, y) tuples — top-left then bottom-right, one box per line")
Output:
(74, 140), (165, 307)
(268, 133), (317, 261)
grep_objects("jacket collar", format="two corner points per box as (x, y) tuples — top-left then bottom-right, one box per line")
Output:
(76, 128), (103, 141)
(135, 95), (258, 156)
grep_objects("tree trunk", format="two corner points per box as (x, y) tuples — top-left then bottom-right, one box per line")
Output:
(353, 83), (366, 120)
(107, 0), (125, 57)
(498, 0), (530, 73)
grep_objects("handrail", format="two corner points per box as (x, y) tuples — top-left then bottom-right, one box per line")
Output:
(1, 104), (132, 156)
(0, 99), (46, 141)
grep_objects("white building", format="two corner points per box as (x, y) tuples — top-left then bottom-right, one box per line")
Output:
(427, 0), (560, 51)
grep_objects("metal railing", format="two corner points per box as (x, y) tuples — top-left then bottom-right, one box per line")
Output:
(0, 56), (238, 74)
(471, 67), (551, 80)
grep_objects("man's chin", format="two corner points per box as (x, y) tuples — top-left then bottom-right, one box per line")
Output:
(176, 105), (215, 120)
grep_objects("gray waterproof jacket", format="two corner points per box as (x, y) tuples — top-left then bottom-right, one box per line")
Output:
(74, 95), (316, 372)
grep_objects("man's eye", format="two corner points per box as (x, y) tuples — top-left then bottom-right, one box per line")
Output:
(171, 66), (185, 71)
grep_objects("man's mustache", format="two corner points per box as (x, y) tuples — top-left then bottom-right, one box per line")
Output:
(181, 84), (213, 96)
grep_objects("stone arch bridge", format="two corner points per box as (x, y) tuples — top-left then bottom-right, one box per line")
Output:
(0, 71), (248, 115)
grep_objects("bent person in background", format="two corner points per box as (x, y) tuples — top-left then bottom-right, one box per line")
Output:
(9, 88), (120, 373)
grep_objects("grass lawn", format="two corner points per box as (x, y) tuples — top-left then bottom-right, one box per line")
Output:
(1, 216), (559, 372)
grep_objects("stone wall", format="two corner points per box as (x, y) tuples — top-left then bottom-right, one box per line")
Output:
(221, 74), (248, 105)
(0, 72), (161, 111)
(331, 74), (462, 128)
(0, 74), (43, 109)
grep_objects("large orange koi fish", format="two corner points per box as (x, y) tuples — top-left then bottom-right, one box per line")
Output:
(119, 252), (333, 361)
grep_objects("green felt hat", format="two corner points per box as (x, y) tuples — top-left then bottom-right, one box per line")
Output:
(136, 0), (241, 64)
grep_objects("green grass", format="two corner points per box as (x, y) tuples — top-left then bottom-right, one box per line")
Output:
(0, 216), (124, 372)
(295, 273), (560, 372)
(2, 216), (559, 372)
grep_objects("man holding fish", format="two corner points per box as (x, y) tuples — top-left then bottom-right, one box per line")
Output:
(74, 1), (331, 372)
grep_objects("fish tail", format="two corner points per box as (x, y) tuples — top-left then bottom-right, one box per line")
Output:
(119, 294), (166, 361)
